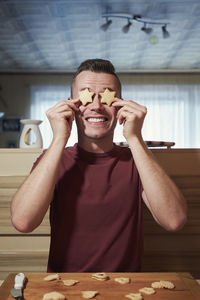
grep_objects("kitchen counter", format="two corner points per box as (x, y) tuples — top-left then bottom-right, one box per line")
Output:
(1, 272), (200, 300)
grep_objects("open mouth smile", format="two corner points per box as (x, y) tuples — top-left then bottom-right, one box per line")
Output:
(86, 117), (108, 123)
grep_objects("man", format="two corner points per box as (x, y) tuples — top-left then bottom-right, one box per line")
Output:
(11, 59), (187, 273)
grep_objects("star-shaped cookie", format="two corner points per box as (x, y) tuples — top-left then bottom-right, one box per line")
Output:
(79, 88), (94, 106)
(100, 88), (116, 106)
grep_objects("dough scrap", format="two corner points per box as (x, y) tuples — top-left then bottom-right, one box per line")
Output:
(42, 291), (66, 300)
(151, 280), (175, 289)
(92, 272), (109, 281)
(43, 274), (60, 281)
(82, 291), (98, 299)
(151, 281), (163, 289)
(160, 280), (175, 289)
(125, 293), (143, 300)
(114, 277), (130, 284)
(62, 279), (79, 286)
(139, 287), (156, 295)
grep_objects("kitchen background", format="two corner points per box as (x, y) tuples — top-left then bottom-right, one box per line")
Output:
(0, 0), (200, 149)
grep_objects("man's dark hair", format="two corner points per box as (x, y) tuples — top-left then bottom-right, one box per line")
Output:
(71, 58), (121, 97)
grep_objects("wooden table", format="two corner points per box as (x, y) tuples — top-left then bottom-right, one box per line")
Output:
(1, 272), (200, 299)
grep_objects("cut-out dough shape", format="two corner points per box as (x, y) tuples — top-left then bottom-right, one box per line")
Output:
(100, 88), (116, 106)
(79, 88), (94, 106)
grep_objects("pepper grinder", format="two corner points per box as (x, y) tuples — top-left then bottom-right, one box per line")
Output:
(19, 119), (43, 148)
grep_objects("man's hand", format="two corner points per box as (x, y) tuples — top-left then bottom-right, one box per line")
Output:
(112, 100), (186, 232)
(11, 98), (80, 233)
(112, 98), (147, 142)
(46, 98), (80, 145)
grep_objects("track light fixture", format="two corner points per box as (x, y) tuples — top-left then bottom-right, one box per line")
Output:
(141, 23), (153, 34)
(122, 19), (132, 33)
(100, 17), (112, 31)
(162, 25), (170, 38)
(101, 13), (170, 40)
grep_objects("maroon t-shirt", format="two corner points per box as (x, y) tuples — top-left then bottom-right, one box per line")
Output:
(34, 143), (143, 272)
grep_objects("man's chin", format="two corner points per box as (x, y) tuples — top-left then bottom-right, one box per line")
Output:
(85, 133), (109, 140)
(78, 130), (113, 141)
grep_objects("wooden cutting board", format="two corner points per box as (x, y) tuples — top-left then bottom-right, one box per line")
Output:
(1, 272), (200, 300)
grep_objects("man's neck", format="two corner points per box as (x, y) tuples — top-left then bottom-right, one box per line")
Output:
(78, 137), (114, 153)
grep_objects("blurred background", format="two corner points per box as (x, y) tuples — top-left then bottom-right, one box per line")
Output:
(0, 0), (199, 148)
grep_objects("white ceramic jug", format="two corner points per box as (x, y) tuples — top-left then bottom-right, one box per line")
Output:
(19, 119), (43, 148)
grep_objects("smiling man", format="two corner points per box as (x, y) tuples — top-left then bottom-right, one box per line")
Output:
(73, 70), (119, 149)
(11, 59), (187, 273)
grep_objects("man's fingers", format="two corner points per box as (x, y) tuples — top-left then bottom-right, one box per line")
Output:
(117, 110), (131, 125)
(58, 110), (74, 119)
(48, 109), (74, 119)
(112, 99), (147, 114)
(46, 104), (76, 124)
(65, 99), (81, 111)
(117, 108), (145, 125)
(51, 104), (74, 114)
(68, 97), (82, 109)
(116, 106), (137, 116)
(47, 100), (80, 117)
(117, 105), (146, 120)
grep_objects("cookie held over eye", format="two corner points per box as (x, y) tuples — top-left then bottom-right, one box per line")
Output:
(79, 88), (94, 106)
(100, 88), (116, 106)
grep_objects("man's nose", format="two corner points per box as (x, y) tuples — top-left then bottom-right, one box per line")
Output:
(89, 93), (102, 110)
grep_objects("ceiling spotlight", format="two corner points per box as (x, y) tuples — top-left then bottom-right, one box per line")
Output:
(162, 25), (170, 38)
(122, 19), (132, 33)
(141, 23), (153, 34)
(100, 18), (112, 31)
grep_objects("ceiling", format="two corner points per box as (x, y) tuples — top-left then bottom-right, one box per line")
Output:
(0, 0), (200, 73)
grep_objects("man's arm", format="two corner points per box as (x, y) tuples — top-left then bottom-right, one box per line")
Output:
(129, 136), (187, 231)
(112, 99), (187, 231)
(10, 99), (79, 233)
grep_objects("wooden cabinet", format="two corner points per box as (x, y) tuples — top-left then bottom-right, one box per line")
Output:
(0, 148), (200, 280)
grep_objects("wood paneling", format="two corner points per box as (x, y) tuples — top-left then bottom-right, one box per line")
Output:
(0, 148), (42, 176)
(0, 207), (50, 234)
(0, 176), (26, 188)
(0, 176), (50, 235)
(0, 149), (200, 280)
(142, 170), (200, 278)
(0, 252), (48, 272)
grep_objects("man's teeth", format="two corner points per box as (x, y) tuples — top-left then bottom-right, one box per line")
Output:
(87, 118), (106, 122)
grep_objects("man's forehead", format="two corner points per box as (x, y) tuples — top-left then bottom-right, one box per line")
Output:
(74, 71), (119, 88)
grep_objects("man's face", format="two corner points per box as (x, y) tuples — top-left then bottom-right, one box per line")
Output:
(72, 71), (120, 141)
